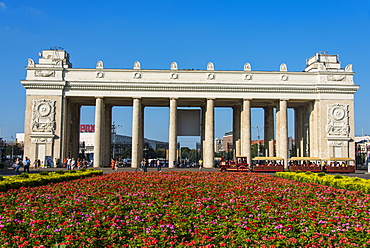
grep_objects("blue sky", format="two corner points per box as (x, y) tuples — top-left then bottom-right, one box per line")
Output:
(0, 0), (369, 147)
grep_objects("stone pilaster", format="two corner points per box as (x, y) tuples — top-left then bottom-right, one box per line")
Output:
(168, 98), (178, 168)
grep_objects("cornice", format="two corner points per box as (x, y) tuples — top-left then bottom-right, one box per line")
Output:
(64, 83), (359, 94)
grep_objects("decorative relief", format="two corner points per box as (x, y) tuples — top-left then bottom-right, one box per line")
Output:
(326, 103), (349, 137)
(170, 73), (179, 79)
(133, 72), (142, 79)
(328, 141), (346, 146)
(327, 75), (346, 81)
(96, 72), (105, 78)
(96, 61), (104, 69)
(207, 73), (215, 80)
(31, 138), (52, 143)
(134, 61), (141, 70)
(207, 62), (214, 70)
(244, 63), (251, 71)
(28, 59), (35, 67)
(171, 62), (178, 70)
(281, 74), (288, 81)
(345, 64), (353, 72)
(318, 64), (326, 71)
(245, 74), (252, 80)
(31, 99), (56, 133)
(34, 70), (55, 77)
(280, 63), (287, 72)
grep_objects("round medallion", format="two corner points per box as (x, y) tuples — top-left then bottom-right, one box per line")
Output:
(332, 107), (345, 120)
(38, 103), (51, 117)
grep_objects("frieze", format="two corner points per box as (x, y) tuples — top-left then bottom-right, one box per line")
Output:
(31, 138), (53, 143)
(34, 70), (55, 77)
(327, 75), (346, 81)
(326, 103), (349, 137)
(31, 99), (56, 133)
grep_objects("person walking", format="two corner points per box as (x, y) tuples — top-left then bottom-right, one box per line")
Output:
(114, 159), (119, 172)
(198, 158), (203, 171)
(14, 158), (21, 175)
(66, 157), (71, 170)
(156, 159), (161, 172)
(71, 158), (76, 170)
(23, 157), (31, 173)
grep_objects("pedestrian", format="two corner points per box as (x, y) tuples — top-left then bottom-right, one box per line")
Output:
(76, 158), (81, 170)
(33, 160), (38, 170)
(199, 158), (203, 171)
(66, 157), (71, 170)
(156, 159), (161, 172)
(23, 157), (31, 173)
(14, 158), (21, 175)
(71, 158), (76, 170)
(114, 159), (119, 172)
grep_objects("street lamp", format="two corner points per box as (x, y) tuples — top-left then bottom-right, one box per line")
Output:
(252, 126), (264, 156)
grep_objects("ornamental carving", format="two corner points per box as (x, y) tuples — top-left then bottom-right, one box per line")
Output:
(207, 62), (214, 70)
(28, 59), (35, 67)
(31, 99), (56, 133)
(171, 62), (178, 70)
(281, 74), (288, 81)
(96, 72), (105, 78)
(245, 74), (252, 80)
(244, 63), (251, 71)
(170, 73), (179, 79)
(327, 75), (346, 81)
(34, 70), (55, 77)
(326, 103), (349, 137)
(133, 72), (142, 79)
(207, 73), (215, 80)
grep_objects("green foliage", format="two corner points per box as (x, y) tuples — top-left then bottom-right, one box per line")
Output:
(69, 170), (77, 173)
(317, 172), (326, 177)
(0, 175), (4, 181)
(18, 173), (29, 178)
(304, 171), (313, 175)
(55, 170), (66, 174)
(39, 171), (49, 176)
(334, 175), (343, 179)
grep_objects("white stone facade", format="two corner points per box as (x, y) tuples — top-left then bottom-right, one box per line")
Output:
(21, 49), (359, 168)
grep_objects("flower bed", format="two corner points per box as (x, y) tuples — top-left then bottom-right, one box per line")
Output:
(0, 172), (369, 247)
(276, 171), (370, 193)
(0, 169), (103, 192)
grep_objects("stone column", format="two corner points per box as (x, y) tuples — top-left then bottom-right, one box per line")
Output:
(201, 105), (206, 161)
(104, 104), (112, 166)
(278, 99), (288, 168)
(131, 98), (141, 168)
(94, 97), (104, 167)
(168, 98), (178, 168)
(139, 105), (144, 161)
(241, 99), (251, 166)
(233, 104), (241, 157)
(204, 99), (214, 168)
(264, 105), (274, 157)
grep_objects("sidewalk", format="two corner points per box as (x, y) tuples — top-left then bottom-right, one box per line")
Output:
(1, 166), (369, 179)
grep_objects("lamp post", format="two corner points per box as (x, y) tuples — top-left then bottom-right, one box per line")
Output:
(252, 126), (264, 156)
(111, 122), (122, 159)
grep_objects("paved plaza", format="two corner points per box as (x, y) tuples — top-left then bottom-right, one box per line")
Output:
(1, 165), (370, 179)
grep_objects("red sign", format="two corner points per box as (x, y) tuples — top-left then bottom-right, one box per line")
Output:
(80, 124), (95, 133)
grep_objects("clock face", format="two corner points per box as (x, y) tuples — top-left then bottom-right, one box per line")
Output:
(38, 103), (51, 117)
(332, 107), (345, 121)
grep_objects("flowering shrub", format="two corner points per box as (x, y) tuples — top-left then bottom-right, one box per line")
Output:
(0, 172), (369, 247)
(276, 171), (370, 193)
(0, 169), (103, 192)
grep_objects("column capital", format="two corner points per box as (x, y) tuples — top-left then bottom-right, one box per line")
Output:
(243, 98), (252, 101)
(280, 99), (289, 101)
(207, 98), (215, 101)
(132, 97), (142, 100)
(95, 96), (104, 99)
(169, 97), (178, 100)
